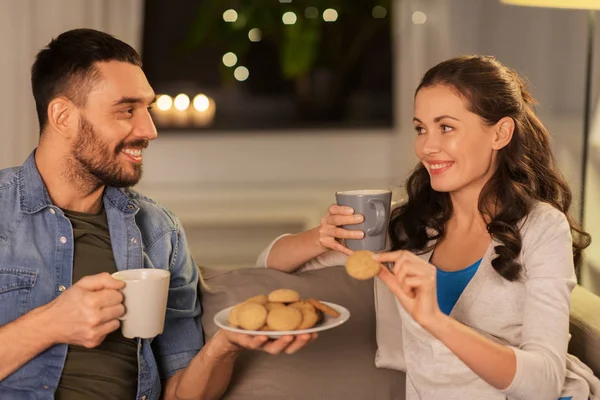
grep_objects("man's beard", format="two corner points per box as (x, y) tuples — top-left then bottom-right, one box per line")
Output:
(69, 117), (147, 189)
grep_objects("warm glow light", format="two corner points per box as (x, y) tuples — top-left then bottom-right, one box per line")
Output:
(323, 8), (338, 22)
(193, 94), (210, 112)
(412, 11), (427, 24)
(222, 52), (238, 67)
(248, 28), (262, 42)
(234, 66), (250, 82)
(174, 94), (190, 111)
(305, 6), (318, 19)
(282, 11), (297, 25)
(372, 6), (387, 18)
(156, 95), (172, 111)
(223, 9), (238, 22)
(500, 0), (600, 10)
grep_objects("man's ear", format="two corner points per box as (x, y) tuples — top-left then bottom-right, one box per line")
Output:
(47, 97), (78, 140)
(492, 116), (515, 151)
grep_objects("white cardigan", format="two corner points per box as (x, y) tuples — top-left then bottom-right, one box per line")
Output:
(256, 202), (600, 400)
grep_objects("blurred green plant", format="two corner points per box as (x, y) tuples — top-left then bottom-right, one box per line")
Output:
(181, 0), (392, 84)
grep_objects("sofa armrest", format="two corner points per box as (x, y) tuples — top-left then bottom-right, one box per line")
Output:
(569, 284), (600, 376)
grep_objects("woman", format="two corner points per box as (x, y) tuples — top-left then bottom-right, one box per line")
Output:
(257, 56), (599, 399)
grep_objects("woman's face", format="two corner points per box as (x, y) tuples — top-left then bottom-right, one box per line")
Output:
(413, 84), (507, 196)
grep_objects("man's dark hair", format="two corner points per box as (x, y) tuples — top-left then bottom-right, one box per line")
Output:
(31, 28), (142, 133)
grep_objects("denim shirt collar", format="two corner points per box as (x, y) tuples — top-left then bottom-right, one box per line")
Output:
(18, 151), (138, 215)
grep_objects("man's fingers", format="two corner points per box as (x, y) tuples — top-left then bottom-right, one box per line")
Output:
(95, 319), (121, 337)
(99, 303), (126, 323)
(284, 334), (312, 354)
(77, 272), (125, 291)
(260, 335), (294, 355)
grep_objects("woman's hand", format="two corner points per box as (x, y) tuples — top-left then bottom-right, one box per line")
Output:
(373, 250), (444, 330)
(317, 204), (365, 256)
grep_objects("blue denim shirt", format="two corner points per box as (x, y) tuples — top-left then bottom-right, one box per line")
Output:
(0, 152), (204, 400)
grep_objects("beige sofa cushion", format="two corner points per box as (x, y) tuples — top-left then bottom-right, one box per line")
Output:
(200, 265), (406, 400)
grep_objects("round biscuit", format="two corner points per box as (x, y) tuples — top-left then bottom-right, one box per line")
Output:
(237, 302), (268, 331)
(307, 298), (341, 318)
(268, 289), (300, 303)
(245, 294), (268, 305)
(345, 250), (381, 280)
(228, 303), (243, 327)
(266, 307), (303, 331)
(288, 301), (316, 313)
(265, 302), (287, 311)
(297, 309), (319, 330)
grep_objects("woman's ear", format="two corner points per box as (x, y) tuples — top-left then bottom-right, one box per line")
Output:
(492, 117), (515, 150)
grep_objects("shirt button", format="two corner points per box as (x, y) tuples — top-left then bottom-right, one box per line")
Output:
(43, 385), (49, 389)
(59, 236), (67, 244)
(131, 237), (138, 244)
(58, 285), (66, 292)
(127, 204), (135, 210)
(49, 209), (56, 215)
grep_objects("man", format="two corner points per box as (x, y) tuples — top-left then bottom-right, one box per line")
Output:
(0, 28), (315, 400)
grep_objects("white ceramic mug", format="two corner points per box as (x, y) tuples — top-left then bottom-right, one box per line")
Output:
(111, 268), (170, 339)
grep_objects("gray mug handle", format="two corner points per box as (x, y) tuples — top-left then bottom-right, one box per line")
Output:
(367, 199), (386, 236)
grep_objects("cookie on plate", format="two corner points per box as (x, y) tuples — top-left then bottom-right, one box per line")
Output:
(245, 294), (268, 305)
(268, 288), (300, 303)
(307, 298), (341, 318)
(265, 302), (287, 311)
(297, 309), (320, 330)
(266, 307), (303, 331)
(288, 300), (316, 313)
(237, 302), (268, 331)
(228, 302), (244, 327)
(345, 250), (381, 280)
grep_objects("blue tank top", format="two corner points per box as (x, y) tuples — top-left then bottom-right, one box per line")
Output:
(436, 258), (482, 316)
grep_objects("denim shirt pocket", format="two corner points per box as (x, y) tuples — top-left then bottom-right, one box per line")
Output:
(0, 267), (37, 325)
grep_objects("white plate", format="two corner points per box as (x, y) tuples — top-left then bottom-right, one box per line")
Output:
(214, 301), (351, 339)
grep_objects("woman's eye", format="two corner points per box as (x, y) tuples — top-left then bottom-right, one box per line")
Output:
(441, 125), (453, 133)
(414, 126), (425, 135)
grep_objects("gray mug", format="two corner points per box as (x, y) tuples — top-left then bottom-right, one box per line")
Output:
(335, 189), (392, 252)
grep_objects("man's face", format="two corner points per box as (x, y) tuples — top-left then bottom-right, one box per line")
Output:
(71, 61), (157, 188)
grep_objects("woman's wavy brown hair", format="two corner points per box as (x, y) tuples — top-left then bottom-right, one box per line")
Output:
(389, 55), (591, 281)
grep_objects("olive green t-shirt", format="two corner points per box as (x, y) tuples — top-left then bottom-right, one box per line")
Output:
(55, 207), (138, 400)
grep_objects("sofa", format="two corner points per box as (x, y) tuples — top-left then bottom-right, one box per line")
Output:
(199, 265), (600, 400)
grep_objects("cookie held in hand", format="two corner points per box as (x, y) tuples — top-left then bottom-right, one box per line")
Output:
(345, 250), (381, 280)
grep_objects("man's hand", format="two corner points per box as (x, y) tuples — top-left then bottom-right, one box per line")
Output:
(224, 329), (317, 355)
(43, 272), (126, 348)
(204, 329), (318, 360)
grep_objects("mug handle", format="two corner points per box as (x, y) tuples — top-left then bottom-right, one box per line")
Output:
(367, 199), (386, 236)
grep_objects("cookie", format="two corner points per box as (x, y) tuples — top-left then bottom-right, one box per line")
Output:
(266, 307), (303, 331)
(245, 294), (268, 305)
(265, 302), (287, 311)
(236, 302), (268, 331)
(307, 298), (340, 318)
(228, 303), (244, 327)
(288, 301), (316, 313)
(297, 309), (319, 330)
(345, 250), (381, 280)
(268, 289), (300, 303)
